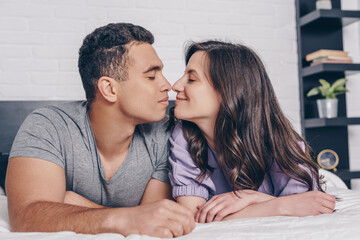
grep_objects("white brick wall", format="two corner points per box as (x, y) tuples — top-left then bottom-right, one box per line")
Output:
(0, 0), (359, 188)
(0, 0), (299, 123)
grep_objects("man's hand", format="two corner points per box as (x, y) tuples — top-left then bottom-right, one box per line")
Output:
(196, 190), (275, 223)
(115, 199), (195, 238)
(276, 191), (335, 216)
(64, 192), (195, 238)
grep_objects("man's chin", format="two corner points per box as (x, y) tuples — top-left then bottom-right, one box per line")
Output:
(145, 112), (167, 123)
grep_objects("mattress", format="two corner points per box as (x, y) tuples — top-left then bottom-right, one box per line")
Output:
(1, 185), (360, 240)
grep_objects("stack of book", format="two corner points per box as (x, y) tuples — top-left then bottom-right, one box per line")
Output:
(306, 49), (352, 66)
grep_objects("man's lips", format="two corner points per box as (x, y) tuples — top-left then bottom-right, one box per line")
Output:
(159, 97), (169, 102)
(159, 97), (169, 106)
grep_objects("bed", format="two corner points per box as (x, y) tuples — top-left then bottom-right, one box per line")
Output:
(1, 101), (360, 240)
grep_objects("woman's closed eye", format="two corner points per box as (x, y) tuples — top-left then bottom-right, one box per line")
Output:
(148, 76), (155, 80)
(188, 79), (195, 83)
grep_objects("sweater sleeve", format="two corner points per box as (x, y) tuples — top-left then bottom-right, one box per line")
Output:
(168, 123), (215, 201)
(269, 142), (319, 197)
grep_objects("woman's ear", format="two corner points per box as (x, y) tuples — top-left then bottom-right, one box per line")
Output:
(97, 76), (118, 103)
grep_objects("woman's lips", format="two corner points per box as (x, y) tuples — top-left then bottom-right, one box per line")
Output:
(175, 97), (187, 104)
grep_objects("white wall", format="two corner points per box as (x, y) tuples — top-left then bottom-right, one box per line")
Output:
(0, 0), (359, 189)
(0, 0), (300, 127)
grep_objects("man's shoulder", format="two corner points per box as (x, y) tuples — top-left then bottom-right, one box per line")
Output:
(29, 101), (87, 123)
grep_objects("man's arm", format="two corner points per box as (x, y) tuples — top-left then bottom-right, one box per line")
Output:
(64, 191), (104, 208)
(65, 179), (172, 207)
(6, 157), (195, 237)
(140, 179), (173, 204)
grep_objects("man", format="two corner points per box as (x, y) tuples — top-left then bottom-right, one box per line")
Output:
(5, 23), (194, 238)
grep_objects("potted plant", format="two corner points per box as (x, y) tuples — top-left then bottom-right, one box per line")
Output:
(306, 78), (348, 118)
(316, 0), (332, 10)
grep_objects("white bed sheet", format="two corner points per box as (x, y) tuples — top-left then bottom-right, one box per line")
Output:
(1, 186), (360, 240)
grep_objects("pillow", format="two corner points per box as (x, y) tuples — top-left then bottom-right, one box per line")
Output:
(320, 168), (348, 190)
(0, 153), (9, 195)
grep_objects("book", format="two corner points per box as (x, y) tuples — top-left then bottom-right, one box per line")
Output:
(310, 59), (353, 66)
(312, 55), (352, 62)
(306, 49), (348, 61)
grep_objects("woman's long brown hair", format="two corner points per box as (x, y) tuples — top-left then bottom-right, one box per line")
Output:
(170, 40), (323, 192)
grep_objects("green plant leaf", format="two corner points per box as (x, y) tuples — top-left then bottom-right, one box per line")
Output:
(319, 79), (331, 89)
(326, 93), (336, 99)
(334, 92), (348, 97)
(334, 86), (349, 93)
(306, 87), (320, 97)
(330, 78), (347, 93)
(334, 89), (348, 95)
(318, 85), (329, 98)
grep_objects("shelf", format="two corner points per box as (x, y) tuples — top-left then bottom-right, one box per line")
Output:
(296, 0), (360, 188)
(304, 117), (360, 128)
(334, 169), (360, 181)
(300, 10), (360, 27)
(302, 63), (360, 77)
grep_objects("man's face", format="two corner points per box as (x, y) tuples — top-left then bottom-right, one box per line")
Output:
(115, 43), (171, 124)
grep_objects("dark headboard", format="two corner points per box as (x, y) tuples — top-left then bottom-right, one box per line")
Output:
(0, 101), (72, 192)
(0, 100), (175, 193)
(0, 101), (73, 154)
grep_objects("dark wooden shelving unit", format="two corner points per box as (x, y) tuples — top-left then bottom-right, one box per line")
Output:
(300, 9), (360, 27)
(304, 117), (360, 128)
(296, 0), (360, 188)
(302, 63), (360, 77)
(335, 169), (360, 181)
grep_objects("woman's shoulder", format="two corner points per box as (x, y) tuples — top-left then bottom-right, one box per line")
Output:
(171, 122), (184, 140)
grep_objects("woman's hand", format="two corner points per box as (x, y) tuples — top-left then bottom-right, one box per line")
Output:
(195, 190), (275, 223)
(276, 191), (335, 216)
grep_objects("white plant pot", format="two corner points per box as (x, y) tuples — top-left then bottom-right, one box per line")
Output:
(317, 99), (338, 118)
(316, 0), (332, 10)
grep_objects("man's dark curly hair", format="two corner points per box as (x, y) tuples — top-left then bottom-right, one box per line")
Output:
(78, 23), (154, 104)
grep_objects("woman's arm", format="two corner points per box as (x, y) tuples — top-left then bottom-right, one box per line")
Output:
(222, 190), (335, 221)
(177, 196), (206, 218)
(195, 190), (335, 223)
(195, 190), (275, 223)
(168, 124), (215, 209)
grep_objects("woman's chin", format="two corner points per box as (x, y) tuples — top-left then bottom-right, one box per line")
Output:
(174, 109), (189, 121)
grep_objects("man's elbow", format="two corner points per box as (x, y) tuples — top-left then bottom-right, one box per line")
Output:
(8, 201), (40, 232)
(9, 214), (30, 232)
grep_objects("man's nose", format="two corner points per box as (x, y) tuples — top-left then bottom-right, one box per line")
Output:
(160, 75), (171, 92)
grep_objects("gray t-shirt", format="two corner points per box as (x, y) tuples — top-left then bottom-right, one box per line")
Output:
(9, 101), (171, 207)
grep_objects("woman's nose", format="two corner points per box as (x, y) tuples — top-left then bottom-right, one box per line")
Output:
(172, 78), (184, 92)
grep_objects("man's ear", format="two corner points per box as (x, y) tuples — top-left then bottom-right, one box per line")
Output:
(97, 76), (118, 103)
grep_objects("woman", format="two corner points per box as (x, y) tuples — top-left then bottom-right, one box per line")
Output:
(168, 40), (335, 223)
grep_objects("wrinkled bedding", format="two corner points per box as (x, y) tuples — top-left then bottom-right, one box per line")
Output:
(1, 186), (360, 240)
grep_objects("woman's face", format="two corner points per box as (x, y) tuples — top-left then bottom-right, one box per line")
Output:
(172, 51), (221, 124)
